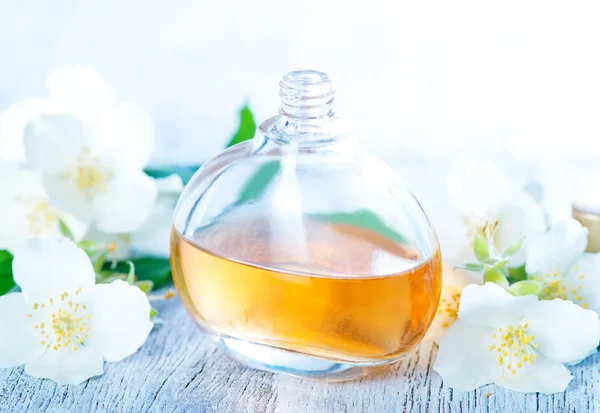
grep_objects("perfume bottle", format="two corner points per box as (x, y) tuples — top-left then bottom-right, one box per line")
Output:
(170, 70), (442, 381)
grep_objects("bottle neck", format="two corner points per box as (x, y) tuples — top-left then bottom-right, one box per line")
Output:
(279, 70), (335, 119)
(255, 70), (355, 149)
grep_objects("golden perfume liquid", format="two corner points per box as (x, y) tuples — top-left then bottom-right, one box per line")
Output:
(171, 213), (442, 364)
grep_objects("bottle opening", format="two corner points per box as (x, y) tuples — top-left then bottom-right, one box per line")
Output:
(282, 70), (330, 87)
(280, 70), (335, 118)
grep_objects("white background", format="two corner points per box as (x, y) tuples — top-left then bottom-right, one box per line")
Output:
(1, 0), (600, 248)
(1, 1), (600, 163)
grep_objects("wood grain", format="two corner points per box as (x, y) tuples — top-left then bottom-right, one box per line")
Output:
(0, 293), (598, 413)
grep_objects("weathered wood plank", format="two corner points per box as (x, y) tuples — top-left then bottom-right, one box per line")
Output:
(271, 342), (600, 413)
(0, 293), (598, 413)
(0, 295), (275, 413)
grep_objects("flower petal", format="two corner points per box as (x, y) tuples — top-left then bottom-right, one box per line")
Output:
(565, 253), (600, 315)
(23, 114), (90, 174)
(82, 228), (131, 261)
(433, 320), (500, 391)
(86, 280), (153, 362)
(25, 346), (104, 385)
(155, 174), (184, 195)
(13, 236), (95, 303)
(525, 298), (600, 364)
(525, 219), (588, 275)
(497, 355), (572, 394)
(0, 205), (30, 253)
(424, 263), (473, 344)
(0, 164), (47, 198)
(91, 102), (155, 170)
(92, 171), (158, 233)
(0, 166), (90, 246)
(458, 283), (538, 328)
(0, 166), (56, 252)
(131, 197), (176, 257)
(424, 287), (463, 344)
(47, 66), (115, 117)
(56, 210), (89, 243)
(0, 98), (55, 163)
(487, 194), (547, 267)
(41, 174), (95, 225)
(0, 293), (44, 368)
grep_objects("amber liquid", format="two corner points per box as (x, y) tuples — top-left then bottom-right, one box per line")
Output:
(171, 214), (441, 363)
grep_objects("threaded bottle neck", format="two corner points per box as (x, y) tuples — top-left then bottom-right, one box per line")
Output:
(279, 70), (335, 118)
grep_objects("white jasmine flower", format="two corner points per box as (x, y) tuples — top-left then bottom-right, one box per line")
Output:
(447, 160), (546, 267)
(0, 236), (153, 385)
(425, 262), (474, 344)
(525, 219), (588, 275)
(526, 219), (600, 312)
(0, 67), (152, 163)
(0, 99), (55, 163)
(0, 163), (87, 253)
(23, 112), (157, 233)
(434, 283), (600, 394)
(83, 174), (183, 259)
(0, 66), (157, 234)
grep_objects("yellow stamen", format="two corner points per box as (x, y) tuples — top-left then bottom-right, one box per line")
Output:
(31, 291), (93, 353)
(489, 322), (539, 376)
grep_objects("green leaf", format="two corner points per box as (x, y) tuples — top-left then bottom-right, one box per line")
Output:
(78, 240), (110, 256)
(107, 258), (172, 288)
(474, 235), (490, 262)
(93, 250), (110, 273)
(225, 104), (257, 148)
(144, 106), (255, 188)
(126, 261), (135, 285)
(312, 210), (409, 245)
(144, 165), (200, 186)
(507, 265), (528, 283)
(135, 280), (154, 294)
(58, 219), (75, 241)
(509, 280), (541, 296)
(503, 238), (524, 258)
(490, 258), (510, 270)
(237, 160), (280, 204)
(0, 250), (15, 296)
(96, 272), (127, 283)
(455, 263), (484, 272)
(150, 308), (165, 325)
(483, 267), (509, 289)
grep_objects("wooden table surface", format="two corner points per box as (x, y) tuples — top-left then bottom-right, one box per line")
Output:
(1, 290), (599, 413)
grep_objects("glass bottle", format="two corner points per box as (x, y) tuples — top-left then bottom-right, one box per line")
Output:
(170, 70), (442, 381)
